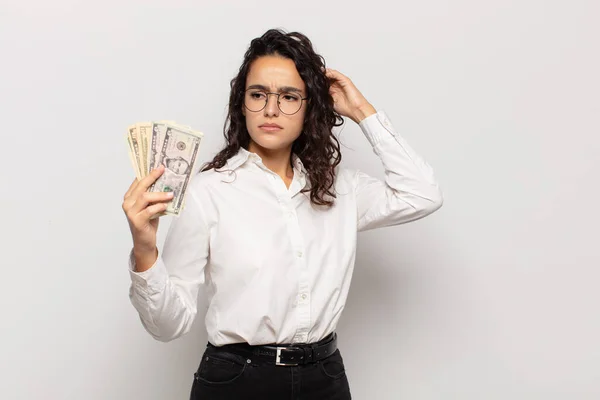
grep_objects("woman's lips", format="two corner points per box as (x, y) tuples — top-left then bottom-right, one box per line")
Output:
(259, 125), (282, 132)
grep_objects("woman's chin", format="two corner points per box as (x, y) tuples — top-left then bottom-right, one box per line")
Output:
(249, 137), (293, 152)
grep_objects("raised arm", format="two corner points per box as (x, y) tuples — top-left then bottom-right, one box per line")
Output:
(325, 68), (443, 232)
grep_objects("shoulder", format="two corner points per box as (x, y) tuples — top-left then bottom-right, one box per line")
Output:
(186, 167), (232, 198)
(335, 166), (357, 181)
(180, 167), (234, 221)
(333, 166), (359, 193)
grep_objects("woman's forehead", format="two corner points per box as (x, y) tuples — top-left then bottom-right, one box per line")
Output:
(246, 56), (305, 90)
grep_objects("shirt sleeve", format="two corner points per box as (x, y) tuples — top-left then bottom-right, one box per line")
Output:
(355, 110), (443, 232)
(127, 187), (210, 342)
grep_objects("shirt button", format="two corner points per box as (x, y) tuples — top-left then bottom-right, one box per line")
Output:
(300, 293), (307, 300)
(297, 251), (303, 258)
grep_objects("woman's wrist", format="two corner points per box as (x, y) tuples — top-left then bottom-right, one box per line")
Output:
(133, 245), (158, 272)
(350, 103), (377, 124)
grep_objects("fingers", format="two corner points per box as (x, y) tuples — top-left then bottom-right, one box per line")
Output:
(124, 165), (163, 202)
(125, 165), (163, 202)
(123, 191), (173, 231)
(122, 165), (170, 217)
(325, 68), (346, 80)
(130, 191), (174, 215)
(143, 202), (169, 220)
(136, 165), (165, 193)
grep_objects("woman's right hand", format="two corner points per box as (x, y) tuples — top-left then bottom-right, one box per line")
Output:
(122, 165), (174, 270)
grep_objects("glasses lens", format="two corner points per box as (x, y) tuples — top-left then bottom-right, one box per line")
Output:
(244, 90), (267, 112)
(278, 92), (302, 114)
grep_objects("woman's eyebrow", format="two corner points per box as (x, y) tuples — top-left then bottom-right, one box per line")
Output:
(246, 84), (304, 94)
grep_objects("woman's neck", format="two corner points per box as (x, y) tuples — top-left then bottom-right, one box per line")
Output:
(247, 142), (295, 180)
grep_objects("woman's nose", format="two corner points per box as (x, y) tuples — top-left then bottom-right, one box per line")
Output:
(264, 94), (280, 116)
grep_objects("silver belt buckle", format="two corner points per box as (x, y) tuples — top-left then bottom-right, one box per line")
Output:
(276, 347), (298, 366)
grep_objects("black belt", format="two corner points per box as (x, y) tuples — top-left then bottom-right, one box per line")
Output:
(208, 332), (338, 366)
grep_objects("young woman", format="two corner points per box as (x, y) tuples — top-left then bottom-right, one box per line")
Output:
(123, 29), (443, 399)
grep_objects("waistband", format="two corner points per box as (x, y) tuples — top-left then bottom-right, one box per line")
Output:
(207, 332), (338, 366)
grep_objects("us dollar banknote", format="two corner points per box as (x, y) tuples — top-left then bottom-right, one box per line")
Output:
(135, 122), (152, 177)
(126, 120), (204, 217)
(127, 125), (143, 180)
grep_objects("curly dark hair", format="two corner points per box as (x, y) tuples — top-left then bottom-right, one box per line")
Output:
(200, 28), (344, 207)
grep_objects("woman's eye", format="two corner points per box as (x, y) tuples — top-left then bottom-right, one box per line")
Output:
(282, 94), (299, 102)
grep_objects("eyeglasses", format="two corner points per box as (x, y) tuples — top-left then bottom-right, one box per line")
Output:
(244, 89), (308, 115)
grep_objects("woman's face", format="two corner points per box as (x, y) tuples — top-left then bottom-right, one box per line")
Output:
(243, 55), (307, 153)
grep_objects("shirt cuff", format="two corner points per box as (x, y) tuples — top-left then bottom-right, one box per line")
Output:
(358, 110), (398, 147)
(128, 248), (168, 294)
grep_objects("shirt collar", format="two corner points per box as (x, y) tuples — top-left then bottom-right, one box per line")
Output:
(224, 147), (251, 171)
(291, 153), (307, 175)
(225, 147), (307, 175)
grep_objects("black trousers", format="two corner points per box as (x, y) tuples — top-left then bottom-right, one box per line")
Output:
(190, 337), (352, 399)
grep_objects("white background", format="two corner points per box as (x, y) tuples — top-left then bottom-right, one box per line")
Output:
(1, 0), (599, 399)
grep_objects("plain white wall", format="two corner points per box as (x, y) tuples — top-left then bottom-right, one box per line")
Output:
(1, 0), (599, 399)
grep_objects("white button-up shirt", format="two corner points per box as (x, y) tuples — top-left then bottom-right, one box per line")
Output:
(128, 110), (443, 346)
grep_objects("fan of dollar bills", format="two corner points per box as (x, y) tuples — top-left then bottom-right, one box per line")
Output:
(126, 121), (204, 216)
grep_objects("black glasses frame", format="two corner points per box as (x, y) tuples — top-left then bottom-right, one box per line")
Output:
(244, 89), (308, 115)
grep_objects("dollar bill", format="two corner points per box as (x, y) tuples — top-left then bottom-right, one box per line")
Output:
(127, 125), (143, 180)
(125, 133), (141, 180)
(126, 120), (203, 216)
(147, 121), (193, 173)
(148, 122), (169, 172)
(149, 125), (203, 216)
(136, 122), (152, 177)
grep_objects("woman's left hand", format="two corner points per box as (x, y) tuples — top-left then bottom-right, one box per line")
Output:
(325, 68), (377, 124)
